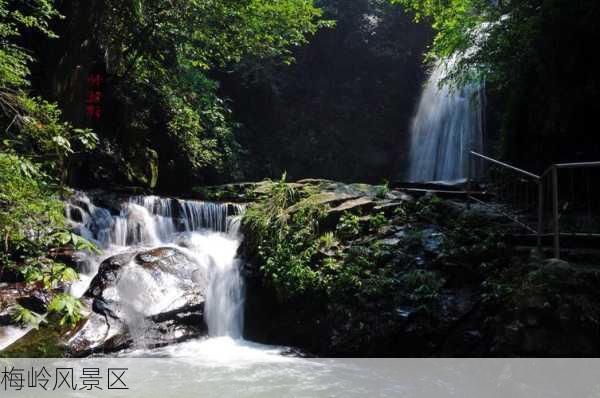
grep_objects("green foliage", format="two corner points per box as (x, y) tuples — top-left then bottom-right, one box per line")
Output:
(393, 205), (410, 224)
(244, 179), (334, 299)
(262, 200), (327, 298)
(93, 0), (329, 185)
(228, 0), (428, 183)
(375, 181), (390, 199)
(336, 213), (361, 240)
(0, 154), (89, 331)
(100, 0), (328, 74)
(0, 0), (60, 93)
(392, 0), (559, 90)
(244, 173), (299, 239)
(11, 305), (46, 329)
(48, 293), (83, 327)
(391, 0), (490, 85)
(18, 262), (78, 288)
(118, 60), (240, 184)
(245, 181), (403, 306)
(0, 153), (64, 247)
(440, 216), (506, 265)
(0, 3), (97, 335)
(410, 195), (443, 222)
(318, 232), (338, 250)
(2, 96), (97, 177)
(51, 230), (99, 254)
(1, 2), (96, 182)
(370, 212), (389, 231)
(400, 269), (445, 304)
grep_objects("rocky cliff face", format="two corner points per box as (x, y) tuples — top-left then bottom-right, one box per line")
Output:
(201, 179), (600, 357)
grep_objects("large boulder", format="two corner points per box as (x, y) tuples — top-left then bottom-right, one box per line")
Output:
(68, 246), (208, 356)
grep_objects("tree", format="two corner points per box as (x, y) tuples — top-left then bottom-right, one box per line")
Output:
(394, 0), (600, 167)
(1, 0), (97, 180)
(1, 0), (97, 327)
(216, 0), (431, 182)
(67, 0), (330, 188)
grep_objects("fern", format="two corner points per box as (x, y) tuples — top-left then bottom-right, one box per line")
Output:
(11, 305), (46, 329)
(48, 293), (83, 326)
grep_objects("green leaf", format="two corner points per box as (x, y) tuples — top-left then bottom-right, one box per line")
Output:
(11, 305), (47, 329)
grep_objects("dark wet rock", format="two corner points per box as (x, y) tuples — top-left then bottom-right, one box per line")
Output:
(0, 283), (53, 320)
(280, 346), (313, 358)
(16, 294), (49, 315)
(69, 302), (207, 357)
(83, 190), (130, 214)
(68, 206), (84, 222)
(193, 182), (260, 202)
(86, 251), (136, 299)
(66, 308), (128, 357)
(68, 247), (208, 356)
(320, 197), (375, 228)
(438, 262), (481, 287)
(135, 247), (190, 271)
(149, 301), (207, 340)
(372, 201), (405, 216)
(395, 307), (417, 319)
(328, 196), (375, 215)
(379, 236), (401, 246)
(542, 258), (571, 270)
(0, 313), (12, 326)
(420, 228), (443, 253)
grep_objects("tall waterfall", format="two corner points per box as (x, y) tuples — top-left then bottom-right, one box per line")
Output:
(66, 192), (245, 339)
(407, 59), (485, 182)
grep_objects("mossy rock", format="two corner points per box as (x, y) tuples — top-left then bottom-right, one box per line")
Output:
(0, 320), (69, 358)
(192, 182), (260, 202)
(121, 147), (159, 189)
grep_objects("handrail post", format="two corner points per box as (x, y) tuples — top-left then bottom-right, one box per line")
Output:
(466, 152), (472, 209)
(537, 179), (543, 250)
(552, 166), (560, 258)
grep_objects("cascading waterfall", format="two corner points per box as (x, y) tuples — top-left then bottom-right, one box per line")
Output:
(66, 192), (246, 342)
(407, 58), (485, 182)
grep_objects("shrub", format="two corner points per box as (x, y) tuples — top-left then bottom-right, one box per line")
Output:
(336, 212), (361, 240)
(370, 212), (389, 231)
(401, 269), (445, 304)
(48, 294), (83, 327)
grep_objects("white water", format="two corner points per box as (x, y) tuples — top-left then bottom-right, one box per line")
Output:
(407, 58), (485, 182)
(65, 192), (246, 342)
(0, 325), (32, 351)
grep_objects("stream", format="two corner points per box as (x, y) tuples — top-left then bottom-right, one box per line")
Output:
(65, 192), (251, 349)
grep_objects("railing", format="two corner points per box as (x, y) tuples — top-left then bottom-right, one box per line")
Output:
(468, 151), (600, 258)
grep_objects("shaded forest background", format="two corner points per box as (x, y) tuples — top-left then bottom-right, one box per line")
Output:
(219, 0), (430, 183)
(23, 0), (431, 192)
(6, 0), (600, 192)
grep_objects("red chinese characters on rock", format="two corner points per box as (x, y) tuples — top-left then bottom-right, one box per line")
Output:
(85, 73), (104, 120)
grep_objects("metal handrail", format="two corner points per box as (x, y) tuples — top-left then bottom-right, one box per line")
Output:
(469, 151), (600, 259)
(555, 161), (600, 169)
(470, 151), (540, 180)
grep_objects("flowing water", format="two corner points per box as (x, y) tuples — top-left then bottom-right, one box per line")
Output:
(407, 58), (485, 182)
(65, 192), (246, 341)
(63, 192), (328, 384)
